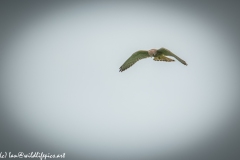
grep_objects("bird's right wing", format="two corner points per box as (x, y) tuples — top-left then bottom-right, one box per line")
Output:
(119, 50), (150, 72)
(158, 48), (188, 66)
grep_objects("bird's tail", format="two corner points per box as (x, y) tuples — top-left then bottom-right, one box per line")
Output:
(153, 56), (175, 62)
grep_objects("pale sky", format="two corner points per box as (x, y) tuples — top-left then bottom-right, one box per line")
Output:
(0, 1), (240, 160)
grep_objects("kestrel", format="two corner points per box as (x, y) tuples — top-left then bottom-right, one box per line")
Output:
(119, 47), (187, 72)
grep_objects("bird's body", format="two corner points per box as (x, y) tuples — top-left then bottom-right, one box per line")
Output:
(119, 47), (187, 72)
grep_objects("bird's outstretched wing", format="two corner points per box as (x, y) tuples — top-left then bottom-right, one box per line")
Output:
(119, 50), (150, 72)
(158, 48), (187, 65)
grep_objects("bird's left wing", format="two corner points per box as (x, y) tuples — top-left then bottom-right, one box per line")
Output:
(119, 50), (150, 72)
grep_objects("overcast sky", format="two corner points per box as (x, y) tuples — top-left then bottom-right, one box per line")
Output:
(0, 1), (240, 160)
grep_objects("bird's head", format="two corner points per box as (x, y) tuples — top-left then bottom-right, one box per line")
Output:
(148, 49), (157, 57)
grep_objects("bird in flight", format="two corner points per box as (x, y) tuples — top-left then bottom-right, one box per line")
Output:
(119, 47), (187, 72)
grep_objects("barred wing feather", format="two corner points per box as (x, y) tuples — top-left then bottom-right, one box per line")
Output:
(159, 48), (187, 66)
(119, 50), (150, 72)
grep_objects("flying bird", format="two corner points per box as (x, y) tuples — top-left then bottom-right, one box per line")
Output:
(119, 47), (187, 72)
